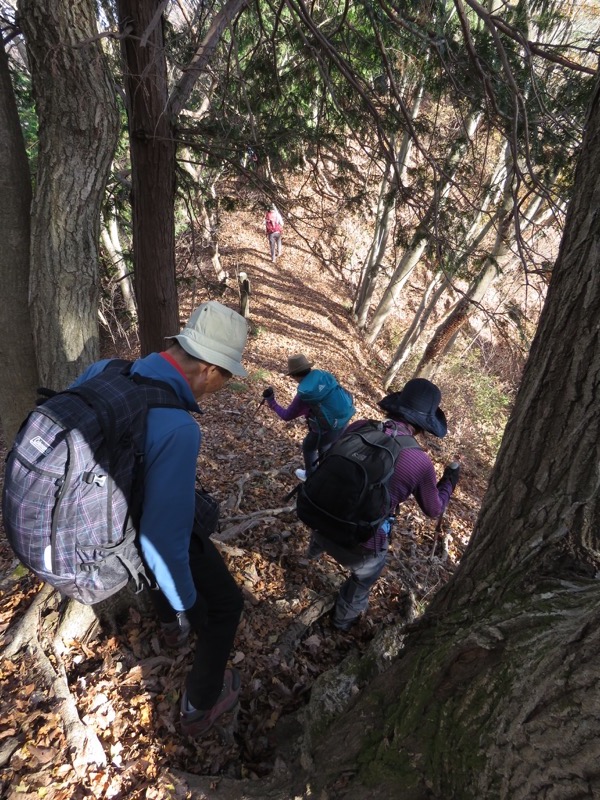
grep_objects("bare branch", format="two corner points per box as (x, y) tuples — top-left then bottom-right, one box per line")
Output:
(168, 0), (249, 118)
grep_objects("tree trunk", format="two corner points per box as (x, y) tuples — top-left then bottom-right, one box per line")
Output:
(353, 164), (396, 328)
(303, 78), (600, 799)
(19, 0), (119, 389)
(415, 151), (516, 377)
(117, 0), (247, 354)
(365, 111), (483, 346)
(117, 0), (180, 355)
(383, 143), (510, 388)
(0, 38), (39, 444)
(101, 211), (138, 324)
(354, 81), (424, 328)
(383, 271), (447, 389)
(198, 189), (227, 284)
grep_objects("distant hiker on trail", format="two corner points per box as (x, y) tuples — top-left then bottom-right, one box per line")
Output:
(77, 302), (248, 737)
(262, 354), (355, 482)
(296, 378), (460, 632)
(265, 203), (283, 263)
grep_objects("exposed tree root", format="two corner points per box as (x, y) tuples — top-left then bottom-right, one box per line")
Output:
(276, 593), (337, 661)
(222, 461), (298, 516)
(34, 633), (107, 773)
(2, 583), (54, 659)
(2, 584), (107, 774)
(216, 505), (297, 541)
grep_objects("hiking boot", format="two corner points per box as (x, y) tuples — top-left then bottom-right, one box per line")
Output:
(161, 613), (190, 648)
(333, 619), (356, 632)
(305, 536), (324, 560)
(295, 468), (307, 482)
(331, 606), (360, 632)
(180, 668), (241, 737)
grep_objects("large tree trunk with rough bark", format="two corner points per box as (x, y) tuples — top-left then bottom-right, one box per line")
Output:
(117, 0), (179, 355)
(19, 0), (119, 389)
(0, 39), (39, 445)
(303, 78), (600, 799)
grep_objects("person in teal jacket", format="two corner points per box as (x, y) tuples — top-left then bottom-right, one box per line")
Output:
(74, 301), (247, 737)
(263, 353), (354, 481)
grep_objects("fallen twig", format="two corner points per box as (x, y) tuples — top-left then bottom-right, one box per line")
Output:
(215, 505), (296, 541)
(276, 592), (339, 661)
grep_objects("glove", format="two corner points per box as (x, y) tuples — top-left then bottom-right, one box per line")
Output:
(262, 386), (274, 399)
(440, 462), (460, 490)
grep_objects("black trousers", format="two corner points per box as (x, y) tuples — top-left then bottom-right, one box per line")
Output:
(150, 526), (243, 709)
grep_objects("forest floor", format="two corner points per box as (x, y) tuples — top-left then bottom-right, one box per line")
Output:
(0, 179), (512, 799)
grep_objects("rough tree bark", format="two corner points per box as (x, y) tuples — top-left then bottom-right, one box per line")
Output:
(117, 0), (179, 355)
(117, 0), (248, 355)
(19, 0), (119, 389)
(303, 77), (600, 799)
(0, 38), (39, 445)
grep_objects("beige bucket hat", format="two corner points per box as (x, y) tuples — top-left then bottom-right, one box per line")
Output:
(168, 301), (248, 377)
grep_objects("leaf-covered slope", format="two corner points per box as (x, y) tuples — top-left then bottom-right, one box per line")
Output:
(0, 195), (492, 797)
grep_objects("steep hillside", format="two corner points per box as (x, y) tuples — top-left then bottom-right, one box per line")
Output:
(0, 190), (516, 796)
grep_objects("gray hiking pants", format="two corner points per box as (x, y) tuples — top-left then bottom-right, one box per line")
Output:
(268, 231), (282, 260)
(307, 533), (389, 629)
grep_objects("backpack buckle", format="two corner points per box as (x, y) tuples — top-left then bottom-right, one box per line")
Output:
(83, 472), (107, 487)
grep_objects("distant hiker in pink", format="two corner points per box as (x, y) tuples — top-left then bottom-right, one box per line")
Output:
(265, 203), (283, 262)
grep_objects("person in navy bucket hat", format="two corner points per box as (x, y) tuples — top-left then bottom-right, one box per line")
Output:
(377, 378), (447, 438)
(304, 376), (459, 632)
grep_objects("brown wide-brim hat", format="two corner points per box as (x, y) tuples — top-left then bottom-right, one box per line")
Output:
(377, 378), (447, 438)
(286, 353), (313, 376)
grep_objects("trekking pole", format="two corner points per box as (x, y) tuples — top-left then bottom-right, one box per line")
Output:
(237, 398), (265, 440)
(425, 461), (460, 583)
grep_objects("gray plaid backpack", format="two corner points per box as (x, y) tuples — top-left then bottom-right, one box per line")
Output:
(2, 360), (186, 605)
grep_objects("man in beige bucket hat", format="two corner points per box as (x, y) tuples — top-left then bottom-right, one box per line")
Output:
(71, 300), (248, 736)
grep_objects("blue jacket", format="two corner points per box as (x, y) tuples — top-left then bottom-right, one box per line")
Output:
(74, 353), (202, 612)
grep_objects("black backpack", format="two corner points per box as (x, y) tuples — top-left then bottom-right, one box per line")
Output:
(295, 421), (421, 548)
(2, 360), (188, 605)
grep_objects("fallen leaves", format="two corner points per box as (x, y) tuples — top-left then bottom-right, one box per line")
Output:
(0, 192), (488, 799)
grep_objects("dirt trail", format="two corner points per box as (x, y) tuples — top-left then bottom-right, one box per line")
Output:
(218, 205), (385, 415)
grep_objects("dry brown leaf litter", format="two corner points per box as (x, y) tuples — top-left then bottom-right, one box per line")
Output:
(0, 185), (501, 799)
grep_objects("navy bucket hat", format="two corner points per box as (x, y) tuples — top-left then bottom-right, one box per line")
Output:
(377, 378), (447, 438)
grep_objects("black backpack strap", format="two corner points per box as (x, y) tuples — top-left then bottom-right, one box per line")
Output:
(284, 484), (301, 502)
(129, 372), (188, 409)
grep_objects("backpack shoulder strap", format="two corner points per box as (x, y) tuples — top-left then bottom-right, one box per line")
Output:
(129, 373), (188, 410)
(381, 420), (422, 450)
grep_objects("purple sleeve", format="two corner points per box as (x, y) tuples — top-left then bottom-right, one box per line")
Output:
(267, 392), (310, 421)
(389, 448), (453, 518)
